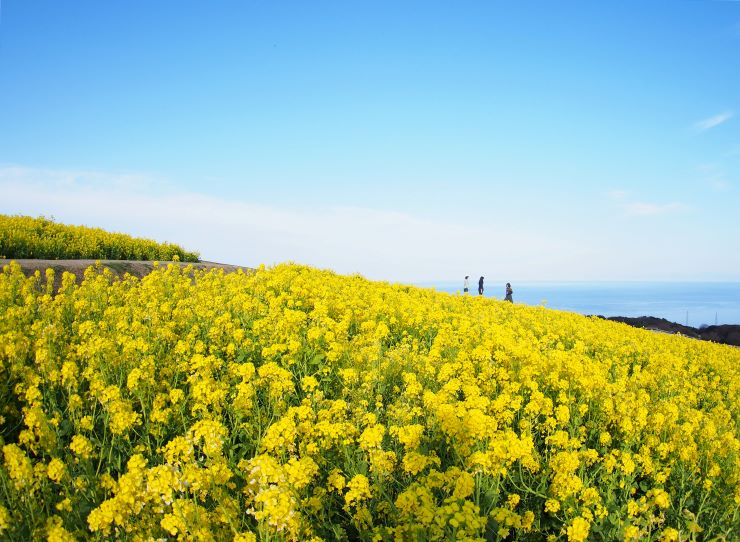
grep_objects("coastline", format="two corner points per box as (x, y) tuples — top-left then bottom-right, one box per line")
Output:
(597, 315), (740, 347)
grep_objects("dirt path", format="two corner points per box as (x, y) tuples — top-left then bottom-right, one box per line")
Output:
(0, 259), (253, 291)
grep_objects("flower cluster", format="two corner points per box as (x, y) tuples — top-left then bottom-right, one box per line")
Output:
(0, 260), (738, 540)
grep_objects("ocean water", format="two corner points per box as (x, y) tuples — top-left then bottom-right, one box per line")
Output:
(420, 281), (740, 326)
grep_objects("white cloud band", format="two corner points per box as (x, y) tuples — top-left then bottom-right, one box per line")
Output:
(694, 111), (733, 132)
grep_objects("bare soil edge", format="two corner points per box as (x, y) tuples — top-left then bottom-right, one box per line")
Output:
(0, 259), (253, 292)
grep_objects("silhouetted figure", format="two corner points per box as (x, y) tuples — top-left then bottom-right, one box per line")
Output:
(505, 282), (513, 302)
(478, 276), (484, 295)
(463, 276), (469, 293)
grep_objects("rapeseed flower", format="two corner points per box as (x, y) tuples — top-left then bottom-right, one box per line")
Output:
(0, 261), (738, 540)
(345, 475), (372, 508)
(566, 516), (590, 542)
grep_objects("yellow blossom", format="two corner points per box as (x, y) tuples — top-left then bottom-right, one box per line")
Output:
(47, 458), (65, 483)
(345, 474), (372, 508)
(566, 516), (590, 542)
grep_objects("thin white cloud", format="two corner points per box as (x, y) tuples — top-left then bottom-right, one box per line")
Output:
(0, 163), (173, 196)
(608, 189), (688, 216)
(696, 163), (733, 192)
(708, 178), (731, 191)
(5, 165), (739, 280)
(607, 189), (629, 201)
(696, 163), (719, 174)
(623, 201), (688, 216)
(0, 165), (584, 282)
(694, 111), (733, 132)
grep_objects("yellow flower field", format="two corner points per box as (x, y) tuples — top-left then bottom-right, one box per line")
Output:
(0, 261), (738, 541)
(0, 215), (199, 262)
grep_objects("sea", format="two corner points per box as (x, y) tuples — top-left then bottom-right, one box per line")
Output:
(419, 281), (740, 327)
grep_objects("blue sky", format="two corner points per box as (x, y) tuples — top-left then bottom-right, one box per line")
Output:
(1, 1), (739, 281)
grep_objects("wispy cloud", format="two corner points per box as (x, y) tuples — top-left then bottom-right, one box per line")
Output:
(623, 201), (688, 216)
(608, 188), (688, 216)
(708, 178), (731, 191)
(694, 111), (734, 132)
(0, 163), (169, 192)
(0, 165), (580, 281)
(696, 163), (733, 192)
(606, 189), (629, 201)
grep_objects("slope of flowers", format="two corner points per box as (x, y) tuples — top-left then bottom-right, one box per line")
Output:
(0, 261), (738, 541)
(0, 215), (199, 261)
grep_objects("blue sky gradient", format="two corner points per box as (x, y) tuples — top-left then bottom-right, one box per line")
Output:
(1, 1), (739, 281)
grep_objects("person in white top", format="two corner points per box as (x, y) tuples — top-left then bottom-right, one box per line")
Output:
(463, 276), (469, 293)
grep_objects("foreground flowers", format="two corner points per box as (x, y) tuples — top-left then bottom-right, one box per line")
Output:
(0, 261), (738, 540)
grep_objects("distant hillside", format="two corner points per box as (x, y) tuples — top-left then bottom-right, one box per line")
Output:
(0, 214), (199, 261)
(600, 315), (740, 347)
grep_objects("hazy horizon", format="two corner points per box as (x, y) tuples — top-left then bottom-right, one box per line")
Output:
(419, 280), (740, 326)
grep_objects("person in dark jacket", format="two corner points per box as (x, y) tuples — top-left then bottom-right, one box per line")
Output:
(478, 276), (484, 295)
(505, 282), (513, 302)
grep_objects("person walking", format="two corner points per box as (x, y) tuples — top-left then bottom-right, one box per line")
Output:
(505, 282), (513, 302)
(478, 276), (484, 296)
(463, 276), (469, 293)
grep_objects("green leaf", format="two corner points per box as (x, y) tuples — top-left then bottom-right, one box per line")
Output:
(311, 353), (325, 366)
